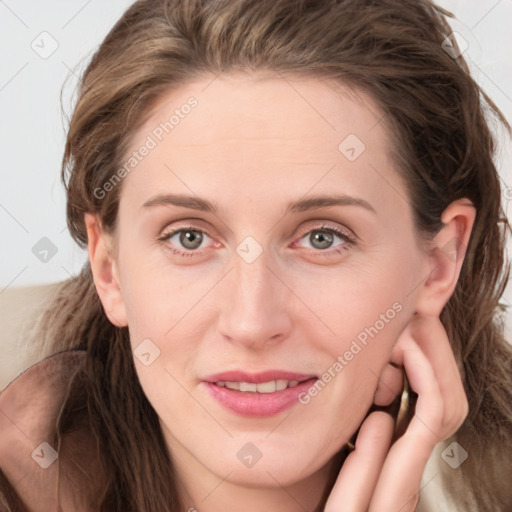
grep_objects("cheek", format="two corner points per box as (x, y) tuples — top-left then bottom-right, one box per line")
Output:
(293, 262), (410, 346)
(116, 245), (194, 341)
(293, 264), (412, 401)
(301, 297), (409, 445)
(122, 265), (241, 336)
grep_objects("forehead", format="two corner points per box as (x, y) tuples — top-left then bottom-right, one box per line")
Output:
(132, 71), (390, 159)
(120, 72), (407, 219)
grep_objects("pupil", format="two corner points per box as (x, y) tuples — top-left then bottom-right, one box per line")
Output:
(180, 230), (202, 249)
(311, 230), (332, 249)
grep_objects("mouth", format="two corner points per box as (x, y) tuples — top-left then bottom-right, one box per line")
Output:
(214, 378), (306, 393)
(202, 370), (318, 417)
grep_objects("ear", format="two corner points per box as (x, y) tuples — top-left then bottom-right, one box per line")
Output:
(84, 213), (128, 327)
(414, 198), (476, 318)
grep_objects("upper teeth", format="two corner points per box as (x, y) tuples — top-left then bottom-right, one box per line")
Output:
(215, 379), (300, 393)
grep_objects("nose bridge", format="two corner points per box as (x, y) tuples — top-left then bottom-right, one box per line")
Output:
(216, 245), (291, 347)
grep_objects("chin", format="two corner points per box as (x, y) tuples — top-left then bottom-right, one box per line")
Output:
(206, 439), (329, 488)
(218, 459), (312, 488)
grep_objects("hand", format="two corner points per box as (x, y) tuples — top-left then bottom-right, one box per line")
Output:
(323, 314), (468, 512)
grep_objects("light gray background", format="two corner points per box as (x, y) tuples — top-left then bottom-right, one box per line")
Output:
(1, 1), (511, 306)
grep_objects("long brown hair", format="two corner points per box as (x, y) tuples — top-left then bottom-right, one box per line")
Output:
(23, 0), (512, 510)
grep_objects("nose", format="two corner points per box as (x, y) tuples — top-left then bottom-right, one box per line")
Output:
(216, 249), (293, 350)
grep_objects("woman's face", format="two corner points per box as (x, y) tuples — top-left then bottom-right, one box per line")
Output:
(109, 72), (430, 495)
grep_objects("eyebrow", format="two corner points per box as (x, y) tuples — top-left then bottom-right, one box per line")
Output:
(142, 193), (376, 215)
(143, 194), (217, 213)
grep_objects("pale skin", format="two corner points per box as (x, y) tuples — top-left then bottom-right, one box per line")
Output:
(86, 72), (474, 511)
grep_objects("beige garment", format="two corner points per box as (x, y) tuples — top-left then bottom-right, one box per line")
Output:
(0, 282), (62, 390)
(0, 351), (102, 512)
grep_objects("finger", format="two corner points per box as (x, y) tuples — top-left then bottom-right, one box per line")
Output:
(325, 411), (394, 512)
(397, 331), (444, 442)
(391, 315), (467, 437)
(408, 316), (468, 432)
(407, 315), (461, 386)
(373, 363), (404, 406)
(369, 336), (442, 511)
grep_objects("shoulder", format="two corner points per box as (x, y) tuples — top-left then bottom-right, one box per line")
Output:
(0, 350), (103, 511)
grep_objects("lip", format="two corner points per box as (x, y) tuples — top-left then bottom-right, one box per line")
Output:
(203, 370), (316, 384)
(202, 370), (318, 418)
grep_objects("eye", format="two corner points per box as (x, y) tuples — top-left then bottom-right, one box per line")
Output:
(157, 222), (355, 259)
(294, 224), (355, 254)
(158, 226), (213, 256)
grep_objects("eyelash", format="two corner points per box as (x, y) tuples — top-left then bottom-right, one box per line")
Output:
(157, 223), (356, 258)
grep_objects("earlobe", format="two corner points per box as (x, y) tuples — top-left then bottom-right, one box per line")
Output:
(84, 213), (128, 327)
(414, 199), (476, 318)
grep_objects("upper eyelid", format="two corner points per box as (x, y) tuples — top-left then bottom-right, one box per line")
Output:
(295, 221), (353, 238)
(160, 226), (213, 246)
(160, 220), (351, 237)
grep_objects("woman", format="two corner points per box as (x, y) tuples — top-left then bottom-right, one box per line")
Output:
(1, 0), (511, 510)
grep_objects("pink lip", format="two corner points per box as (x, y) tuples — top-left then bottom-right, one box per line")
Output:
(202, 370), (318, 417)
(203, 370), (316, 384)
